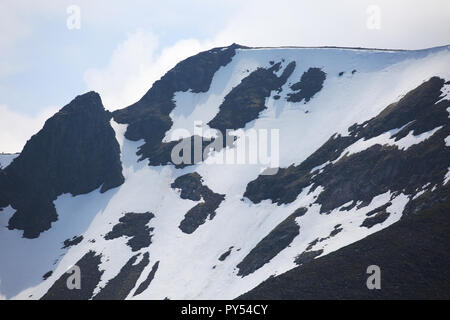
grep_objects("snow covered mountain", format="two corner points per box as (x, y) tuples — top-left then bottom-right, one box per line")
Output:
(0, 44), (449, 300)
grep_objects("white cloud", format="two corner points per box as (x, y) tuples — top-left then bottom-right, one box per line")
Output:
(0, 105), (58, 153)
(84, 30), (217, 110)
(215, 0), (450, 49)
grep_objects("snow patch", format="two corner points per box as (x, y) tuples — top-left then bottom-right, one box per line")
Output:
(444, 168), (450, 185)
(445, 135), (450, 147)
(335, 125), (443, 162)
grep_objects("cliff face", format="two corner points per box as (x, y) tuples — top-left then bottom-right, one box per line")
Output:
(112, 44), (245, 165)
(0, 91), (124, 238)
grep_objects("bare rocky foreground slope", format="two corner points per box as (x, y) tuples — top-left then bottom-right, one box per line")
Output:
(0, 44), (449, 300)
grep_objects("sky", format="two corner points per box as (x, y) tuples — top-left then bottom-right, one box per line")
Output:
(1, 0), (450, 153)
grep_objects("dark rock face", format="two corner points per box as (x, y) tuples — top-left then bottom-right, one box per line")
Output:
(239, 194), (450, 300)
(171, 172), (204, 201)
(42, 271), (53, 280)
(41, 251), (104, 300)
(179, 194), (224, 234)
(365, 202), (391, 216)
(133, 261), (160, 297)
(115, 56), (295, 168)
(294, 249), (323, 266)
(113, 44), (244, 165)
(139, 135), (214, 168)
(62, 235), (84, 249)
(208, 61), (296, 140)
(361, 210), (390, 228)
(218, 247), (234, 261)
(236, 207), (306, 277)
(244, 77), (450, 215)
(105, 212), (155, 251)
(287, 67), (326, 103)
(93, 252), (150, 300)
(172, 173), (225, 234)
(302, 225), (343, 257)
(0, 92), (124, 238)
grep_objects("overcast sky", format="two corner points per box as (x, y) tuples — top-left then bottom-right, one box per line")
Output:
(1, 0), (450, 153)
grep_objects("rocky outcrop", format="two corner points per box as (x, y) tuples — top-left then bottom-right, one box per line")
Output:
(105, 212), (155, 251)
(93, 252), (150, 300)
(236, 207), (306, 277)
(113, 44), (244, 165)
(244, 77), (450, 215)
(209, 61), (296, 143)
(287, 67), (326, 103)
(239, 195), (450, 300)
(0, 92), (124, 238)
(171, 173), (225, 234)
(62, 235), (84, 249)
(133, 261), (160, 297)
(42, 251), (104, 300)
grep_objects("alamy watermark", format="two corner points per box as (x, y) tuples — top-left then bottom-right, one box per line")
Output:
(66, 5), (81, 30)
(366, 5), (381, 30)
(170, 121), (280, 175)
(366, 265), (381, 290)
(66, 265), (81, 290)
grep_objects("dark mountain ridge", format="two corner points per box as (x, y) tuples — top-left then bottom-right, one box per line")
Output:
(0, 92), (124, 238)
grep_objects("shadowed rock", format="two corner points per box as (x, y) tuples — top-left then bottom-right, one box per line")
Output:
(105, 212), (155, 251)
(0, 92), (124, 238)
(287, 67), (326, 103)
(133, 261), (160, 297)
(172, 173), (225, 234)
(93, 252), (150, 300)
(236, 207), (306, 277)
(245, 77), (450, 216)
(42, 251), (104, 300)
(113, 44), (244, 165)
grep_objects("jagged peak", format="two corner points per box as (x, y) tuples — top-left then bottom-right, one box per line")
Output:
(59, 91), (104, 114)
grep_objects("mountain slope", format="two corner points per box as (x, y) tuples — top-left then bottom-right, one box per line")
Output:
(0, 44), (449, 300)
(240, 189), (450, 300)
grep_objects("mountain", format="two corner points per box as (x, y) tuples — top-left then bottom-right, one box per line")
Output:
(0, 44), (449, 300)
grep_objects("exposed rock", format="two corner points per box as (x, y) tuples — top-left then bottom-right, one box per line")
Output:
(62, 235), (84, 249)
(0, 92), (124, 238)
(245, 77), (450, 216)
(113, 44), (244, 165)
(171, 172), (205, 201)
(294, 249), (323, 266)
(42, 271), (53, 280)
(105, 212), (155, 251)
(172, 173), (225, 234)
(134, 261), (160, 297)
(304, 225), (342, 251)
(42, 251), (104, 300)
(209, 61), (296, 141)
(94, 252), (150, 300)
(240, 195), (450, 300)
(236, 207), (306, 277)
(287, 67), (326, 103)
(365, 202), (392, 216)
(218, 247), (234, 261)
(179, 189), (225, 234)
(361, 210), (390, 228)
